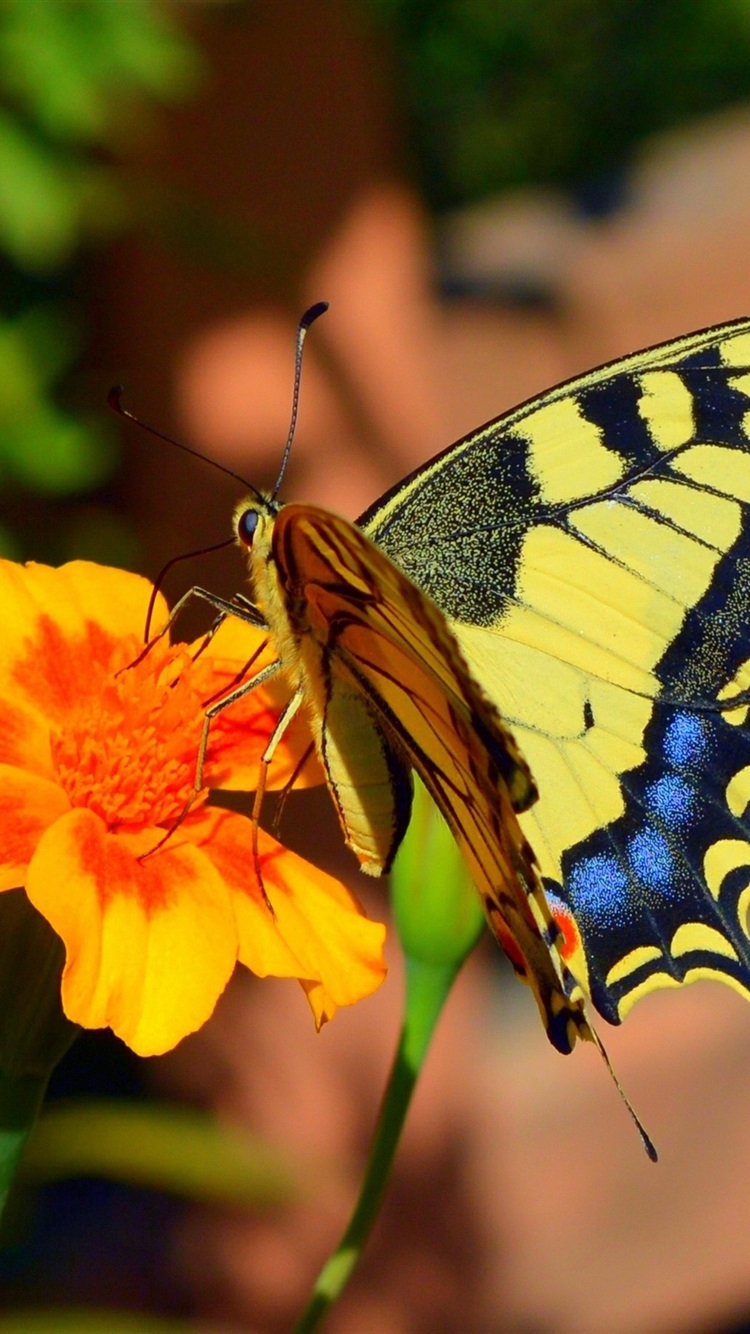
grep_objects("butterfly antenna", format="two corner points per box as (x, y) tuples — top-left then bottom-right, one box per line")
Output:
(270, 300), (329, 502)
(108, 386), (262, 499)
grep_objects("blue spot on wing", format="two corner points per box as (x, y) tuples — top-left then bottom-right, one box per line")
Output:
(627, 826), (675, 892)
(567, 854), (629, 928)
(663, 712), (708, 768)
(644, 774), (697, 829)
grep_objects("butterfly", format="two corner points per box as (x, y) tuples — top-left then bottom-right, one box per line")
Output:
(227, 311), (750, 1064)
(119, 310), (750, 1148)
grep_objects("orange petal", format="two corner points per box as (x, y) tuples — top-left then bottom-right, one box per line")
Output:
(196, 808), (387, 1025)
(265, 847), (387, 1026)
(25, 808), (238, 1056)
(0, 765), (70, 888)
(20, 561), (166, 644)
(189, 807), (316, 978)
(0, 560), (165, 732)
(0, 695), (56, 776)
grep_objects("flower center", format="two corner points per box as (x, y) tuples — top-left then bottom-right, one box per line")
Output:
(51, 636), (210, 830)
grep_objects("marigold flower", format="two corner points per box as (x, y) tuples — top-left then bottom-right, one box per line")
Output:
(0, 559), (387, 1056)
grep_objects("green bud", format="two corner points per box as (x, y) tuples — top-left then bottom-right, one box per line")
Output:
(391, 777), (484, 968)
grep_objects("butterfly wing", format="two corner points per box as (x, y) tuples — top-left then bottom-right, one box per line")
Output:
(271, 503), (593, 1054)
(360, 317), (750, 1025)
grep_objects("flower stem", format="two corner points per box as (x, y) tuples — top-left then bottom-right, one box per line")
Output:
(294, 953), (459, 1333)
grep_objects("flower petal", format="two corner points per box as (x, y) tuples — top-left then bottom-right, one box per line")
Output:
(189, 807), (322, 977)
(200, 613), (273, 665)
(25, 809), (238, 1056)
(195, 808), (387, 1026)
(0, 560), (165, 745)
(0, 765), (70, 888)
(264, 849), (387, 1026)
(19, 560), (166, 645)
(0, 696), (56, 777)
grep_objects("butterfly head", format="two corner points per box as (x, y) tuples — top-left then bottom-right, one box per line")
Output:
(233, 493), (296, 648)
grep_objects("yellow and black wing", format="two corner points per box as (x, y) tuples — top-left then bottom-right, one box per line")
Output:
(359, 317), (750, 1027)
(271, 503), (593, 1054)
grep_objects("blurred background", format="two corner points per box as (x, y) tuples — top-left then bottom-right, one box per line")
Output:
(5, 0), (750, 1330)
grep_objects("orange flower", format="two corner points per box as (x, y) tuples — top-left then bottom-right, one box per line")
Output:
(0, 560), (387, 1056)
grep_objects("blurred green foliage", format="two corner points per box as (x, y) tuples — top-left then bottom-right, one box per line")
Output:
(368, 0), (750, 210)
(0, 0), (199, 557)
(20, 1099), (299, 1209)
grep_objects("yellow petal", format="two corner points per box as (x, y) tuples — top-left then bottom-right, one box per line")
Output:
(0, 560), (164, 732)
(192, 807), (323, 978)
(14, 561), (165, 645)
(194, 808), (387, 1024)
(264, 845), (387, 1025)
(0, 765), (70, 888)
(199, 615), (273, 665)
(25, 809), (238, 1056)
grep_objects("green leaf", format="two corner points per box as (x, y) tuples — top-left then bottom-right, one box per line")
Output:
(0, 0), (200, 144)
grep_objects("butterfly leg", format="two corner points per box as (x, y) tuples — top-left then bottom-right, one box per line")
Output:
(270, 741), (316, 837)
(140, 589), (265, 661)
(196, 658), (286, 791)
(124, 586), (266, 679)
(152, 585), (265, 638)
(250, 690), (305, 910)
(183, 665), (305, 914)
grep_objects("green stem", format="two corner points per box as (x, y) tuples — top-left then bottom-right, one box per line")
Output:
(294, 955), (458, 1333)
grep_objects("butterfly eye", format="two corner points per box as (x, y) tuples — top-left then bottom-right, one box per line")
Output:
(237, 509), (259, 547)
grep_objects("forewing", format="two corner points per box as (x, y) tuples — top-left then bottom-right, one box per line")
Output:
(362, 317), (750, 1024)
